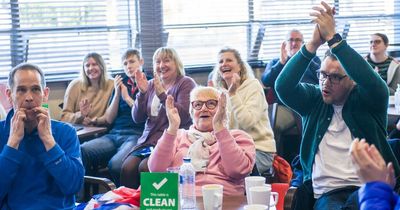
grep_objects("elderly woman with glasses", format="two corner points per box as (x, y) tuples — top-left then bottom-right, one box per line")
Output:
(148, 86), (256, 196)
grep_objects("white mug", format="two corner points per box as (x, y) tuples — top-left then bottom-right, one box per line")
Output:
(245, 176), (266, 203)
(243, 204), (269, 210)
(202, 184), (223, 210)
(249, 185), (278, 209)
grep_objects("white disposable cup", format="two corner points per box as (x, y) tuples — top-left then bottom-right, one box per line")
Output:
(243, 204), (269, 210)
(249, 185), (278, 209)
(202, 184), (223, 210)
(245, 176), (266, 203)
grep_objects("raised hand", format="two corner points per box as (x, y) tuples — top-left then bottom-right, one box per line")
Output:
(350, 138), (396, 188)
(135, 70), (148, 93)
(114, 74), (123, 94)
(165, 95), (180, 135)
(79, 98), (92, 117)
(34, 106), (56, 151)
(7, 108), (26, 149)
(227, 73), (240, 96)
(213, 92), (227, 133)
(310, 1), (336, 42)
(153, 71), (166, 97)
(279, 41), (288, 64)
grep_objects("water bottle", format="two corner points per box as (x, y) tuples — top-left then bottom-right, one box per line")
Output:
(179, 157), (196, 209)
(395, 84), (400, 113)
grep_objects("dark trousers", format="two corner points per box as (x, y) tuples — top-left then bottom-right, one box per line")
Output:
(293, 180), (359, 210)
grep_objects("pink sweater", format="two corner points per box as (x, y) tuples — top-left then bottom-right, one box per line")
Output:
(148, 128), (256, 196)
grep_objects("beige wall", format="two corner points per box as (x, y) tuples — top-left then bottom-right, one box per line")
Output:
(47, 81), (69, 121)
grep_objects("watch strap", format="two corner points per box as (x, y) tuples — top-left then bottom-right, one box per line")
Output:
(327, 33), (342, 47)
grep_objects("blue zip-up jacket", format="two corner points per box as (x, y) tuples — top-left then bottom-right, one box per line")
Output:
(359, 181), (400, 210)
(0, 109), (84, 210)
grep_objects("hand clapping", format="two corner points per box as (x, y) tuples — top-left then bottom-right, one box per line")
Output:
(135, 70), (148, 93)
(307, 1), (336, 52)
(153, 71), (166, 97)
(165, 95), (180, 135)
(279, 41), (288, 64)
(350, 138), (396, 188)
(79, 98), (92, 117)
(227, 73), (240, 96)
(213, 92), (227, 133)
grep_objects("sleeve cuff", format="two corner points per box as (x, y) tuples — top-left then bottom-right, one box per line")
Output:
(162, 130), (177, 142)
(300, 44), (317, 60)
(214, 128), (231, 144)
(273, 61), (285, 69)
(359, 181), (395, 202)
(330, 40), (347, 54)
(38, 144), (65, 166)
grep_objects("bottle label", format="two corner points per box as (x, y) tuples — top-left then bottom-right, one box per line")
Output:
(179, 175), (194, 184)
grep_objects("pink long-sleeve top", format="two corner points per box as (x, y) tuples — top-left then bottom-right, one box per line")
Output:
(148, 128), (256, 196)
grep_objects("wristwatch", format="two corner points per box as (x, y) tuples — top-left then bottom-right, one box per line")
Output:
(327, 33), (342, 47)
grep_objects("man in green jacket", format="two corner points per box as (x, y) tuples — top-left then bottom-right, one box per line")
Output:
(275, 1), (399, 210)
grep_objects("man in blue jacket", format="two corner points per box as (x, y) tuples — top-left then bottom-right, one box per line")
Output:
(261, 29), (321, 144)
(0, 63), (84, 209)
(275, 1), (399, 209)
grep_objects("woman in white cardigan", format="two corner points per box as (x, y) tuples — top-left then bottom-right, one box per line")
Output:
(211, 47), (276, 175)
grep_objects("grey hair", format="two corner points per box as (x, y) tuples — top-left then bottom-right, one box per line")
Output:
(189, 86), (230, 128)
(8, 62), (46, 89)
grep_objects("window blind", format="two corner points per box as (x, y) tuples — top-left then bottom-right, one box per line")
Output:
(161, 0), (400, 68)
(0, 0), (137, 79)
(0, 0), (399, 79)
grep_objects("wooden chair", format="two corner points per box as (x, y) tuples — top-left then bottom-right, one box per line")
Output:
(81, 175), (116, 202)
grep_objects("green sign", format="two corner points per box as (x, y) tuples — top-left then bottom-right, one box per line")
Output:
(140, 172), (179, 210)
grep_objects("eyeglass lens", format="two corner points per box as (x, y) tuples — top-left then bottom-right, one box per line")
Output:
(192, 100), (218, 110)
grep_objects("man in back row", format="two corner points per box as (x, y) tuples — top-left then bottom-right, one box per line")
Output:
(0, 63), (84, 209)
(276, 1), (399, 209)
(261, 29), (321, 144)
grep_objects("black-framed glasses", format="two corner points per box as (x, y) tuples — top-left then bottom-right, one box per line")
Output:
(191, 100), (218, 110)
(317, 71), (347, 84)
(287, 38), (303, 43)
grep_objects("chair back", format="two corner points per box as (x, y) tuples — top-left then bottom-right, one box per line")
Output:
(271, 183), (289, 210)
